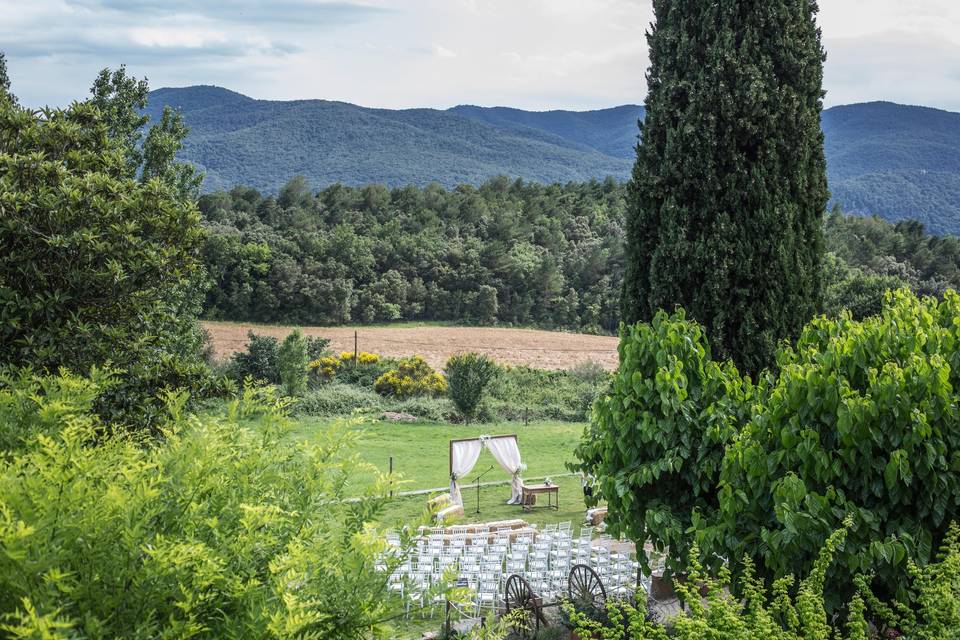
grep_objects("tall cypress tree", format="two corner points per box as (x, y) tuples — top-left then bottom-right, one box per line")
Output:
(622, 0), (829, 375)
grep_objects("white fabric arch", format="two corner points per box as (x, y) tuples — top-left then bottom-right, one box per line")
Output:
(449, 435), (525, 505)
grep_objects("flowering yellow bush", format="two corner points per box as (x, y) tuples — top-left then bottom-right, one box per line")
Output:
(308, 356), (341, 381)
(374, 355), (447, 398)
(339, 351), (381, 365)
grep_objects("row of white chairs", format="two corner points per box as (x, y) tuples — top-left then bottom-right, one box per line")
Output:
(384, 522), (644, 616)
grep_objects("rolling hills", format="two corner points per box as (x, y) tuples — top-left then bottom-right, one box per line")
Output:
(146, 86), (960, 234)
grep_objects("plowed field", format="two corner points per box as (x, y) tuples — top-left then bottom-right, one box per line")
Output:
(203, 322), (619, 371)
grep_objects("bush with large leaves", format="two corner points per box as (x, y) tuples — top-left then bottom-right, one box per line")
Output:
(0, 97), (208, 429)
(571, 309), (756, 577)
(577, 290), (960, 608)
(720, 289), (960, 605)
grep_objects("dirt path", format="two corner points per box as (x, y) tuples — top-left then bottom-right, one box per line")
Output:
(203, 322), (620, 371)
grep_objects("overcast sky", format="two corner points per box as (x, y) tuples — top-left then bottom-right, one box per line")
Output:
(3, 0), (960, 112)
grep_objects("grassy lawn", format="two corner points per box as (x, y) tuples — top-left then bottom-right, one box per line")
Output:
(289, 417), (596, 530)
(280, 416), (604, 638)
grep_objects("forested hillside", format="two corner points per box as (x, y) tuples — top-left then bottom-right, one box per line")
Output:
(822, 102), (960, 233)
(200, 178), (960, 330)
(145, 86), (631, 193)
(149, 87), (960, 233)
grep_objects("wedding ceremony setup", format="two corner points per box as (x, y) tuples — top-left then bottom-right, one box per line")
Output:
(449, 435), (526, 506)
(383, 520), (649, 637)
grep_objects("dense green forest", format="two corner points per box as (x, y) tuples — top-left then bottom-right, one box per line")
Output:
(200, 178), (960, 331)
(200, 177), (626, 331)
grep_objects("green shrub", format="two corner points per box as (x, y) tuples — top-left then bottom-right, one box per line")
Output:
(567, 522), (960, 640)
(567, 359), (610, 386)
(572, 309), (756, 578)
(231, 332), (329, 387)
(0, 96), (208, 431)
(230, 332), (280, 383)
(374, 356), (447, 398)
(393, 396), (456, 423)
(337, 358), (396, 387)
(445, 353), (498, 423)
(487, 366), (604, 423)
(576, 290), (960, 609)
(305, 336), (331, 360)
(277, 330), (309, 397)
(296, 383), (385, 417)
(720, 288), (960, 605)
(0, 370), (442, 639)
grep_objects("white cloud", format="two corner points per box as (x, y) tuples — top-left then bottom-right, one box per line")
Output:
(128, 28), (228, 49)
(433, 44), (456, 58)
(2, 0), (959, 112)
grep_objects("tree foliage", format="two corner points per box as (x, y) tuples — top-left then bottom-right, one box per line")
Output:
(88, 65), (150, 173)
(571, 310), (756, 577)
(0, 96), (208, 429)
(445, 353), (498, 423)
(199, 177), (626, 332)
(0, 52), (16, 107)
(622, 0), (830, 374)
(576, 290), (960, 608)
(276, 329), (309, 397)
(722, 289), (960, 605)
(823, 208), (960, 318)
(567, 524), (960, 640)
(0, 369), (433, 639)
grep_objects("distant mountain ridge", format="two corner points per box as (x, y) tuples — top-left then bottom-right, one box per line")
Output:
(146, 86), (960, 234)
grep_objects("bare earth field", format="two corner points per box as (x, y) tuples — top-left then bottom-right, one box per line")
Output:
(203, 321), (620, 370)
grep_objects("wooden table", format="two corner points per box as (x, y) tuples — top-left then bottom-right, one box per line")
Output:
(521, 484), (559, 511)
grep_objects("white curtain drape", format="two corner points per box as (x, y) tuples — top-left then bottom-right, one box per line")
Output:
(483, 436), (524, 504)
(449, 440), (483, 505)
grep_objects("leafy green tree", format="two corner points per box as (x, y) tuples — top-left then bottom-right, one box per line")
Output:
(0, 51), (16, 106)
(0, 370), (449, 639)
(142, 106), (204, 202)
(277, 330), (309, 397)
(0, 97), (208, 429)
(571, 310), (755, 577)
(89, 66), (202, 198)
(445, 353), (498, 424)
(579, 290), (960, 609)
(88, 65), (150, 173)
(622, 0), (830, 374)
(720, 289), (960, 606)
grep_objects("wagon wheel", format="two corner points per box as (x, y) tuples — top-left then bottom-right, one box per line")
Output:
(568, 564), (606, 610)
(504, 574), (541, 638)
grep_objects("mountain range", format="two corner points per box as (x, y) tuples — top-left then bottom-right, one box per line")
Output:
(145, 86), (960, 235)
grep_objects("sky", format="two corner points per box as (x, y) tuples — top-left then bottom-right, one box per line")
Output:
(3, 0), (960, 112)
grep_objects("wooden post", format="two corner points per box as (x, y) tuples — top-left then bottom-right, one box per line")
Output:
(389, 456), (394, 497)
(354, 330), (358, 367)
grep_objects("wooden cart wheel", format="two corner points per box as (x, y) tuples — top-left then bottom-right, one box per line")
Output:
(568, 564), (606, 609)
(504, 574), (541, 638)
